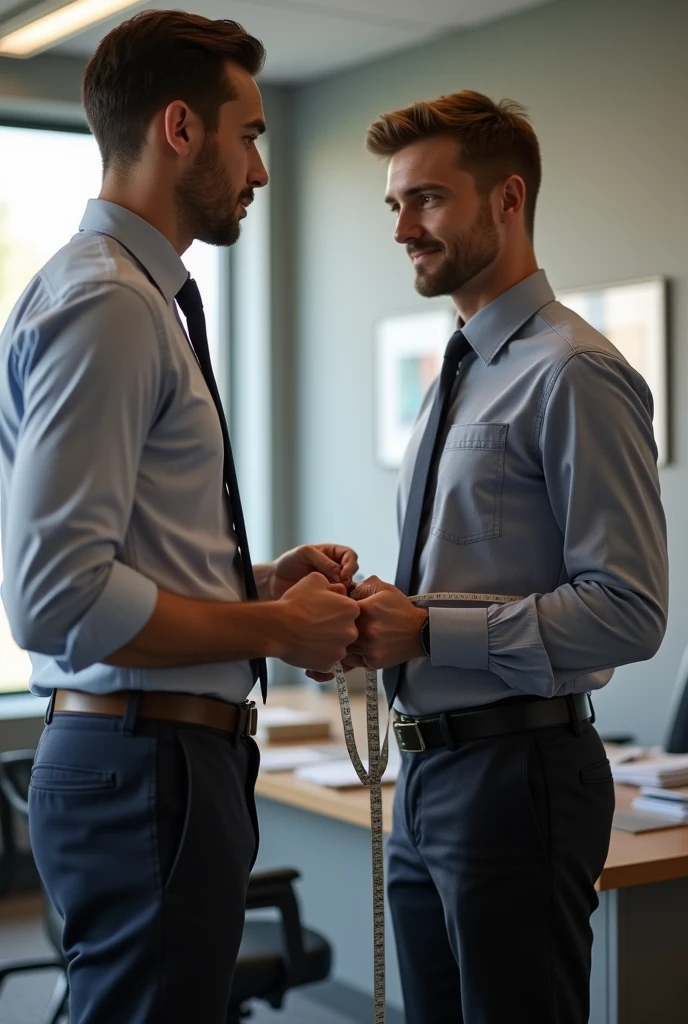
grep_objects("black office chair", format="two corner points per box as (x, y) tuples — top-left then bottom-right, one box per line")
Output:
(0, 750), (332, 1023)
(228, 868), (332, 1021)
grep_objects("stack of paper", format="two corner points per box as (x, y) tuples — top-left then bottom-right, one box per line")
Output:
(258, 746), (344, 773)
(611, 748), (688, 788)
(632, 787), (688, 821)
(256, 705), (332, 743)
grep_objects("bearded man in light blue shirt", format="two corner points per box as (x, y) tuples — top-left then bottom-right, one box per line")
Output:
(0, 11), (360, 1024)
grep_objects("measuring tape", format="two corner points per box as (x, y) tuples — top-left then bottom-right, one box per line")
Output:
(333, 590), (522, 1023)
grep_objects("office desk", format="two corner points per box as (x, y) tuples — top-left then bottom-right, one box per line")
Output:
(253, 688), (688, 1023)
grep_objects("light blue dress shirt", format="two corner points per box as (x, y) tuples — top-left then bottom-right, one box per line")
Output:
(0, 199), (253, 702)
(397, 270), (668, 716)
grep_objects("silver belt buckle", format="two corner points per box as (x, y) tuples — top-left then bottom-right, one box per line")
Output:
(235, 700), (258, 737)
(394, 720), (426, 753)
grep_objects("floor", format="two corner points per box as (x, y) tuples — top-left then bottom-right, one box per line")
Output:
(0, 896), (360, 1024)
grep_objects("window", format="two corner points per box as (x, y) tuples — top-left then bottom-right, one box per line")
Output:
(0, 122), (223, 693)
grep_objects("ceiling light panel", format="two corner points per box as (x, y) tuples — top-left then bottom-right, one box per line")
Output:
(0, 0), (141, 57)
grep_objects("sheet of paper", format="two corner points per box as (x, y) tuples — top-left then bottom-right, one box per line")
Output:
(295, 755), (400, 789)
(258, 706), (324, 725)
(259, 746), (339, 773)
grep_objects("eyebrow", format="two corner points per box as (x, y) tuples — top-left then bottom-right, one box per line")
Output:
(243, 119), (267, 135)
(384, 183), (449, 205)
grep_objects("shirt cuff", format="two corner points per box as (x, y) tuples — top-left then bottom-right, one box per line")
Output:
(429, 606), (489, 670)
(63, 561), (158, 673)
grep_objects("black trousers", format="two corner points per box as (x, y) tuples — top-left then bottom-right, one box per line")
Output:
(28, 699), (260, 1024)
(387, 717), (614, 1024)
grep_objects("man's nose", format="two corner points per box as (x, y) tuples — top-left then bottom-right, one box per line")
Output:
(394, 209), (423, 245)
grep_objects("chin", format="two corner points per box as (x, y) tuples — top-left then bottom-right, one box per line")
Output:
(199, 222), (241, 248)
(414, 273), (445, 299)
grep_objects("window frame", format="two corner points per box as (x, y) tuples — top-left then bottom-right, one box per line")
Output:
(0, 114), (96, 697)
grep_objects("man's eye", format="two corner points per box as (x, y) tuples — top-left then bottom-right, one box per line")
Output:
(244, 135), (258, 147)
(421, 195), (436, 204)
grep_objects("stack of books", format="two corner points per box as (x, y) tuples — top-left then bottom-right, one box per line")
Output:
(609, 748), (688, 788)
(631, 788), (688, 821)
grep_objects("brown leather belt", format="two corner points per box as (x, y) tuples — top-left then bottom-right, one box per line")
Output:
(52, 690), (258, 737)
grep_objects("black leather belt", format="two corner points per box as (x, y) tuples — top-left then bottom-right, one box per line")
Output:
(393, 693), (593, 753)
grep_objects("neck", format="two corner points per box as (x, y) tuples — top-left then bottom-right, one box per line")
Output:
(452, 246), (538, 323)
(99, 167), (191, 255)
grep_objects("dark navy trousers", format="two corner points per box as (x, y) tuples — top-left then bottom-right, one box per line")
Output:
(388, 718), (615, 1024)
(28, 700), (260, 1024)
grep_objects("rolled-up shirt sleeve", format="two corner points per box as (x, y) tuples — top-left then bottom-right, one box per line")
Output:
(429, 350), (668, 696)
(1, 283), (163, 673)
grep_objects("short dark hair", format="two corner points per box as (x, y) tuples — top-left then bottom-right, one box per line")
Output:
(366, 90), (541, 238)
(82, 10), (266, 171)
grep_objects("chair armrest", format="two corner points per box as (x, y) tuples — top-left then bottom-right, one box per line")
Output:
(246, 868), (300, 901)
(245, 868), (307, 984)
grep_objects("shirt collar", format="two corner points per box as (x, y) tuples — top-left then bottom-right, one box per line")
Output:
(461, 269), (555, 365)
(79, 199), (188, 304)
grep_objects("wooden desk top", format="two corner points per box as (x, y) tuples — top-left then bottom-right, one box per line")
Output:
(254, 687), (688, 892)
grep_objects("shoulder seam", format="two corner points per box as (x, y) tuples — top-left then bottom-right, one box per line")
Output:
(53, 262), (173, 377)
(533, 346), (631, 456)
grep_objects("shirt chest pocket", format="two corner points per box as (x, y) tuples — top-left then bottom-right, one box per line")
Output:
(431, 423), (508, 545)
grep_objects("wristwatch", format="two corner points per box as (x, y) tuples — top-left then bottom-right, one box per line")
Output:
(419, 614), (431, 658)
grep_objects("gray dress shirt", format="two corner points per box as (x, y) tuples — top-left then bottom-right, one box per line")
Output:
(397, 270), (668, 716)
(0, 199), (253, 702)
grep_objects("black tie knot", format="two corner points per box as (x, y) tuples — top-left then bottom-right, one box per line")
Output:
(176, 276), (204, 316)
(444, 329), (470, 365)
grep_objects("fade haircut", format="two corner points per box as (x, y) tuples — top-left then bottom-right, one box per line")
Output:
(82, 9), (266, 171)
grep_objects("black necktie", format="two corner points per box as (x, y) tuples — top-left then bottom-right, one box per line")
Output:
(383, 329), (471, 706)
(176, 276), (268, 704)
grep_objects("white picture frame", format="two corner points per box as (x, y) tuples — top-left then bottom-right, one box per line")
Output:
(558, 277), (669, 467)
(375, 309), (455, 469)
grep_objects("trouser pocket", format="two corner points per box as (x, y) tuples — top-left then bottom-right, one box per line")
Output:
(155, 732), (192, 893)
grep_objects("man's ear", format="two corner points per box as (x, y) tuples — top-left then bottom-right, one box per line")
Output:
(500, 174), (527, 223)
(162, 101), (196, 158)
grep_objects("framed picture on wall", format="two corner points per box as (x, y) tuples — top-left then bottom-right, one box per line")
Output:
(375, 308), (455, 469)
(558, 276), (669, 467)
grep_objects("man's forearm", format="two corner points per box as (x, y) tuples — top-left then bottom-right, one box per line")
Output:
(105, 587), (283, 668)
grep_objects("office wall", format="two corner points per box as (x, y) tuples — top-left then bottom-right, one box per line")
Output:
(0, 53), (84, 121)
(291, 0), (688, 744)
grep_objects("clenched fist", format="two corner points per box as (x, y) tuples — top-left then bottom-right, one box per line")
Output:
(272, 572), (360, 673)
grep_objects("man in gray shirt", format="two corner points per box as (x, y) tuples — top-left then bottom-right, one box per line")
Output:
(349, 91), (668, 1022)
(0, 12), (359, 1024)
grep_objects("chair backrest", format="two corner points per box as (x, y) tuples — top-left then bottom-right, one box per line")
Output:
(0, 750), (65, 955)
(664, 646), (688, 753)
(0, 750), (34, 817)
(0, 750), (34, 897)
